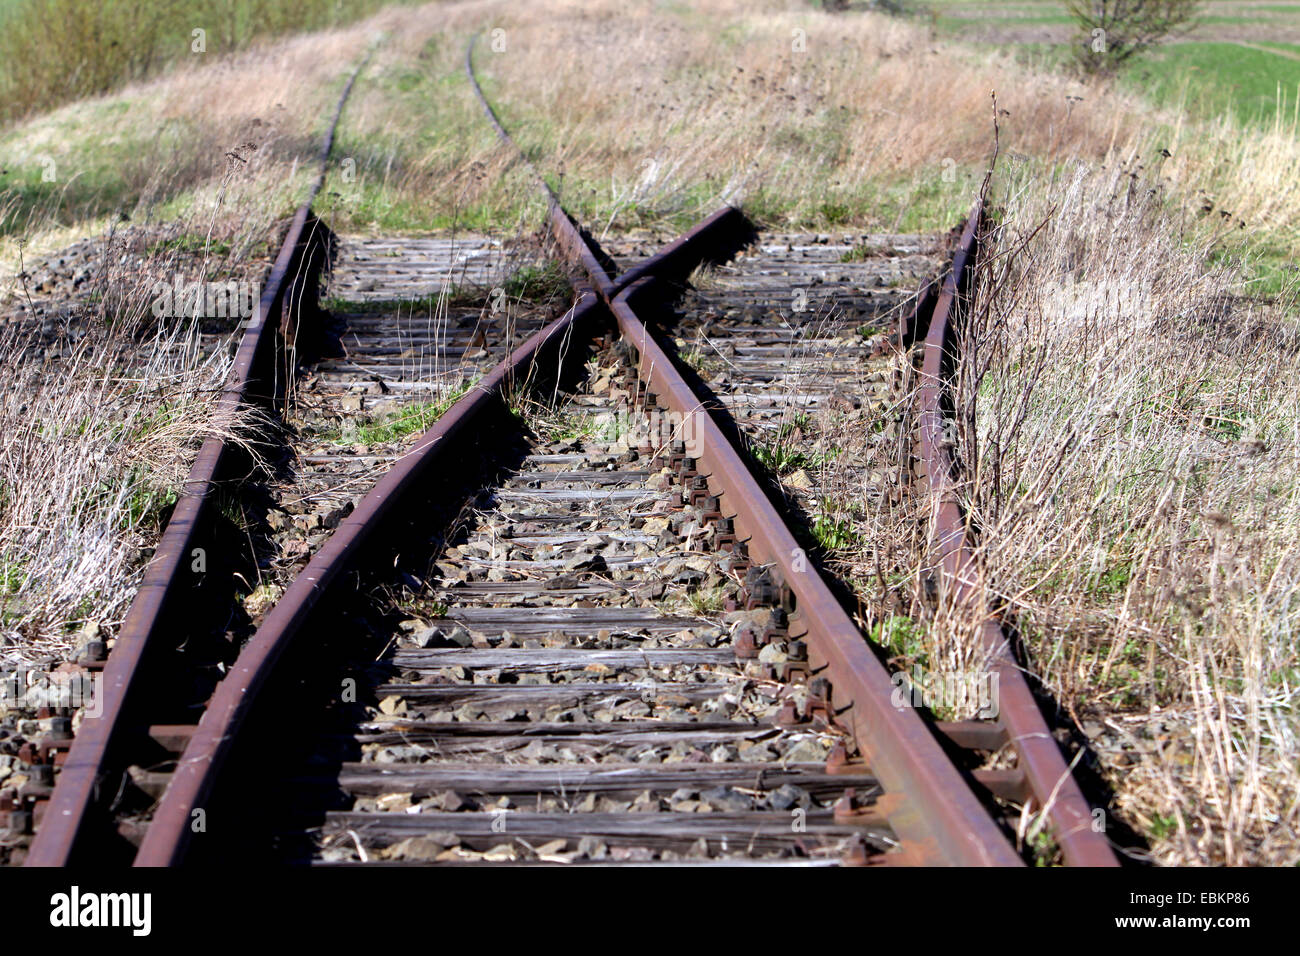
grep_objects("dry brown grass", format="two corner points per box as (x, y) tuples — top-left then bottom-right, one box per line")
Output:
(4, 1), (1299, 256)
(0, 237), (264, 667)
(948, 160), (1300, 865)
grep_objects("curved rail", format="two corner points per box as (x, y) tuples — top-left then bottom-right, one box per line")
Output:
(608, 278), (1022, 865)
(135, 290), (602, 865)
(917, 202), (1118, 866)
(132, 210), (752, 865)
(25, 55), (371, 868)
(463, 43), (1020, 865)
(466, 39), (1111, 864)
(39, 38), (1117, 869)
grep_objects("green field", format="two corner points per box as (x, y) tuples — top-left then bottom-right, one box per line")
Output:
(923, 0), (1300, 126)
(1123, 41), (1300, 126)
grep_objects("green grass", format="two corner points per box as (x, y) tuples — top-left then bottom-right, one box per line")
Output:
(1121, 42), (1300, 127)
(1088, 561), (1134, 598)
(544, 411), (599, 443)
(0, 88), (321, 241)
(1, 559), (28, 596)
(740, 167), (978, 234)
(752, 441), (818, 476)
(680, 343), (725, 375)
(685, 586), (726, 616)
(146, 234), (233, 258)
(1214, 240), (1300, 305)
(502, 261), (571, 301)
(125, 482), (180, 532)
(810, 513), (859, 550)
(1149, 811), (1181, 840)
(921, 3), (1300, 130)
(751, 416), (837, 478)
(870, 613), (927, 665)
(322, 260), (571, 317)
(71, 470), (179, 536)
(322, 289), (479, 313)
(324, 385), (471, 446)
(841, 242), (891, 263)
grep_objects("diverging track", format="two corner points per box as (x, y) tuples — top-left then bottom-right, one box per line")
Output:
(17, 43), (1118, 867)
(127, 209), (1017, 866)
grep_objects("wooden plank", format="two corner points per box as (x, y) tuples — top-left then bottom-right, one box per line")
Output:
(490, 489), (659, 502)
(372, 682), (731, 705)
(333, 762), (878, 796)
(391, 648), (734, 671)
(356, 718), (778, 737)
(443, 607), (697, 625)
(322, 810), (894, 852)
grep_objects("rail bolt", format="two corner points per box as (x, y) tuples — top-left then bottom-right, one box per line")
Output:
(44, 716), (73, 742)
(774, 697), (804, 727)
(745, 582), (778, 610)
(733, 627), (760, 659)
(778, 584), (796, 614)
(807, 676), (831, 721)
(76, 639), (108, 664)
(688, 477), (711, 509)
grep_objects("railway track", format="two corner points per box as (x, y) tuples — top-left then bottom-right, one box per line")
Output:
(11, 41), (1119, 868)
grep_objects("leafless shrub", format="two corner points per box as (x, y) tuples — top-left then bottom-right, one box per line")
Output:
(1068, 0), (1203, 75)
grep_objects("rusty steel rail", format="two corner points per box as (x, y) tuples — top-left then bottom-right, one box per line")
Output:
(46, 40), (1111, 869)
(25, 57), (369, 868)
(464, 44), (1023, 864)
(917, 201), (1118, 867)
(131, 208), (750, 866)
(591, 278), (1021, 866)
(134, 291), (604, 866)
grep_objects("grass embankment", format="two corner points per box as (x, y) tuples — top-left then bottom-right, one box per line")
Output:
(0, 0), (410, 125)
(1122, 41), (1300, 127)
(0, 226), (261, 666)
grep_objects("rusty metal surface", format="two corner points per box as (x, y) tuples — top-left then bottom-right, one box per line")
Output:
(917, 202), (1118, 867)
(131, 205), (753, 866)
(45, 38), (1107, 868)
(25, 208), (321, 868)
(134, 288), (605, 866)
(465, 41), (1019, 858)
(605, 277), (1022, 866)
(25, 59), (369, 868)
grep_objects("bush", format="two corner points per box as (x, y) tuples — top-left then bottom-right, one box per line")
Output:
(1067, 0), (1202, 75)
